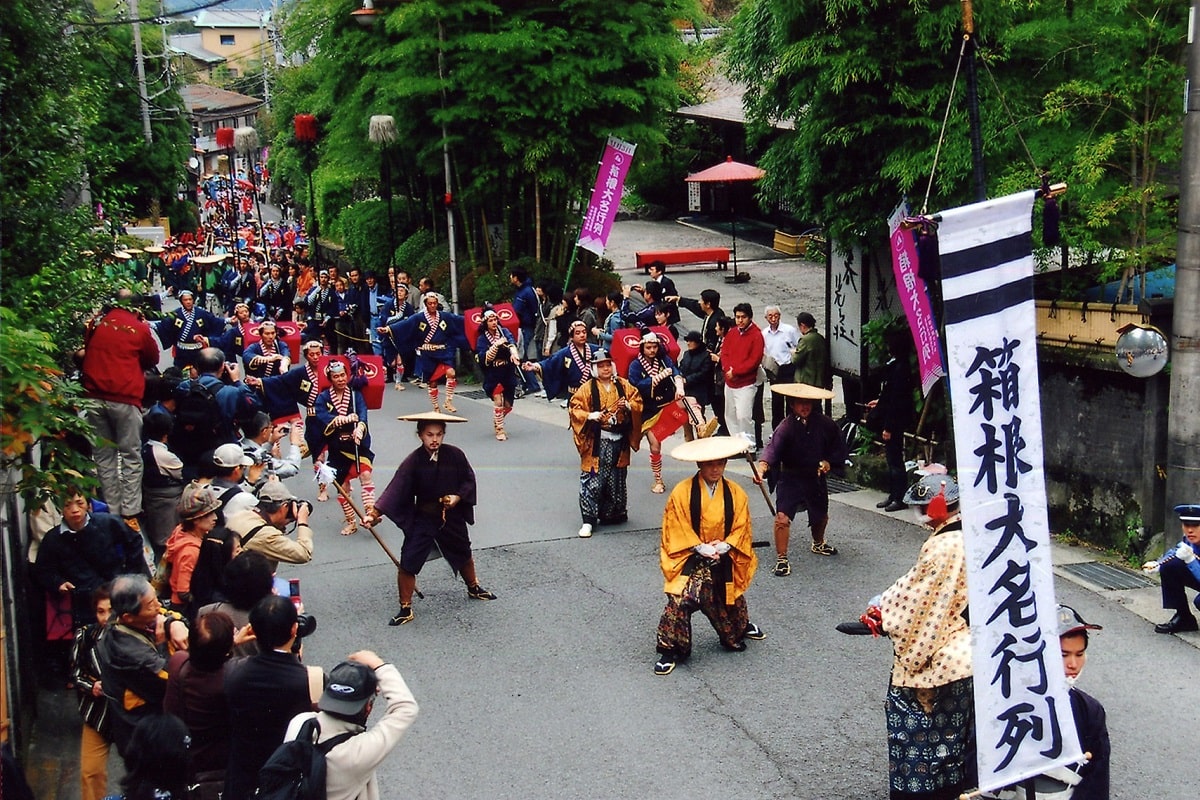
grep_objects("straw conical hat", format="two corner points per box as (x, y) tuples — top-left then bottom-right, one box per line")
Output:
(193, 253), (228, 265)
(397, 411), (468, 423)
(144, 245), (165, 254)
(670, 435), (750, 462)
(770, 382), (835, 400)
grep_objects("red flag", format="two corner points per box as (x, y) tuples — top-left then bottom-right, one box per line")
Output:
(609, 326), (680, 377)
(463, 303), (520, 349)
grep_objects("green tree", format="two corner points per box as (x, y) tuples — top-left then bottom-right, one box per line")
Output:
(273, 0), (696, 275)
(725, 0), (1186, 273)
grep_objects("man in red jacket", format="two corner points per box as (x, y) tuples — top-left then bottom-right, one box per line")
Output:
(82, 289), (161, 527)
(720, 303), (765, 449)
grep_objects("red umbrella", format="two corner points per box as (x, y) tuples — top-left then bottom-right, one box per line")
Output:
(686, 156), (765, 183)
(685, 156), (766, 281)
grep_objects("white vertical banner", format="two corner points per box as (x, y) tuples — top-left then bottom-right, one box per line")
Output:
(828, 240), (865, 375)
(937, 190), (1082, 792)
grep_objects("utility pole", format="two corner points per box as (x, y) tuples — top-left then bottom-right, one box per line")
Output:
(1167, 2), (1200, 518)
(961, 0), (986, 201)
(130, 0), (153, 145)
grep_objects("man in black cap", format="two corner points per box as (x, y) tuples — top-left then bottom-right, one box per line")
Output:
(1143, 503), (1200, 633)
(283, 650), (419, 800)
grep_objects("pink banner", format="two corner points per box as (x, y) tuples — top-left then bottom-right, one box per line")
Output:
(887, 202), (945, 395)
(577, 136), (637, 256)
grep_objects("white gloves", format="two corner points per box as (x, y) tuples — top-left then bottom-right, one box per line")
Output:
(712, 541), (731, 554)
(1142, 560), (1161, 573)
(587, 411), (603, 421)
(1176, 543), (1197, 564)
(694, 542), (718, 558)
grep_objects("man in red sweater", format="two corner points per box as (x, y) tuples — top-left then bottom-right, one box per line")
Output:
(82, 289), (160, 527)
(720, 303), (765, 449)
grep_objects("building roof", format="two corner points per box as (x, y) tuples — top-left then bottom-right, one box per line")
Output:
(677, 88), (795, 131)
(167, 33), (225, 65)
(193, 9), (272, 29)
(178, 84), (264, 115)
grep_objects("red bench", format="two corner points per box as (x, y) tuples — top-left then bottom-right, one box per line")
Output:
(636, 247), (731, 273)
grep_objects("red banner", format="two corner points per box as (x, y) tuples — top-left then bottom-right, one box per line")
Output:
(245, 321), (302, 362)
(463, 302), (520, 349)
(609, 326), (680, 377)
(318, 354), (386, 410)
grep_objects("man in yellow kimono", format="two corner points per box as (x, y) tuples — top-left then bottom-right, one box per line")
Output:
(568, 350), (644, 539)
(654, 436), (765, 676)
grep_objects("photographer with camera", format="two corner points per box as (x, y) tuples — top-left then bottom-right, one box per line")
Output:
(225, 481), (314, 572)
(223, 595), (319, 800)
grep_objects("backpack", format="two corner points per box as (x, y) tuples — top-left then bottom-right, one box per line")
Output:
(255, 717), (355, 800)
(171, 380), (222, 457)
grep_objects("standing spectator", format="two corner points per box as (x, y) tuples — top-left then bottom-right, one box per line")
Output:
(366, 415), (496, 626)
(720, 303), (765, 447)
(672, 288), (723, 351)
(164, 611), (238, 794)
(163, 483), (223, 618)
(678, 331), (718, 436)
(574, 288), (598, 343)
(82, 289), (160, 527)
(653, 436), (765, 676)
(106, 713), (193, 800)
(645, 261), (679, 324)
(222, 596), (316, 800)
(97, 574), (189, 757)
(141, 411), (184, 561)
(754, 383), (846, 573)
(195, 551), (276, 657)
(867, 330), (915, 513)
(170, 348), (263, 476)
(282, 651), (419, 800)
(510, 266), (541, 396)
(34, 492), (149, 629)
(71, 584), (113, 800)
(567, 350), (644, 538)
(593, 290), (623, 349)
(792, 311), (829, 389)
(760, 305), (800, 432)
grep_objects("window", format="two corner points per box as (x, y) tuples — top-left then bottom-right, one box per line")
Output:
(220, 34), (235, 46)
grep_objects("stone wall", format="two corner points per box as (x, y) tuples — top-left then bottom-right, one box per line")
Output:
(1038, 348), (1168, 549)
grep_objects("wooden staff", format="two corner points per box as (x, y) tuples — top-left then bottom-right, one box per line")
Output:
(744, 451), (777, 516)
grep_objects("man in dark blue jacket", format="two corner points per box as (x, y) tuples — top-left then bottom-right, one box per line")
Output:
(510, 266), (542, 394)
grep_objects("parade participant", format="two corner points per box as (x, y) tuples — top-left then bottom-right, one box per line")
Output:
(475, 307), (522, 441)
(384, 293), (467, 413)
(225, 482), (314, 572)
(314, 359), (375, 535)
(211, 302), (253, 365)
(568, 350), (644, 538)
(755, 383), (846, 572)
(243, 319), (292, 380)
(377, 283), (414, 388)
(760, 305), (799, 432)
(281, 651), (419, 800)
(97, 574), (189, 758)
(156, 290), (225, 370)
(653, 436), (765, 677)
(71, 584), (113, 800)
(163, 483), (223, 618)
(82, 289), (160, 526)
(245, 339), (330, 499)
(523, 320), (598, 403)
(979, 605), (1110, 800)
(258, 263), (290, 320)
(792, 311), (829, 389)
(628, 332), (685, 494)
(1143, 503), (1200, 633)
(721, 303), (765, 446)
(871, 474), (975, 800)
(366, 414), (496, 626)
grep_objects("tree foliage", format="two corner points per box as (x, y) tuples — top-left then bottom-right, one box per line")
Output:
(725, 0), (1186, 271)
(272, 0), (697, 276)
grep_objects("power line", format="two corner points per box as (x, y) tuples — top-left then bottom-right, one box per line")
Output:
(70, 0), (238, 28)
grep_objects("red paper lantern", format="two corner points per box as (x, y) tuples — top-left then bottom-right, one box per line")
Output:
(294, 114), (318, 143)
(215, 127), (235, 150)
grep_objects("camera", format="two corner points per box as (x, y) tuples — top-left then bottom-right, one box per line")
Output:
(295, 613), (317, 638)
(292, 499), (313, 516)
